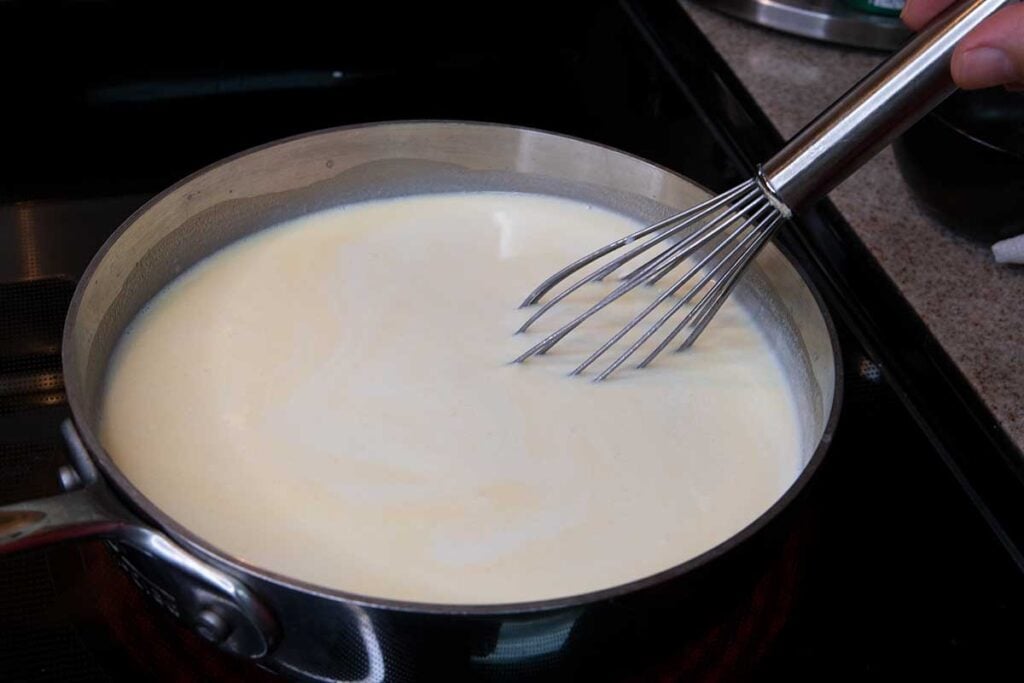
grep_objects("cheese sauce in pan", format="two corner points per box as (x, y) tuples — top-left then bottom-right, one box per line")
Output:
(100, 192), (802, 604)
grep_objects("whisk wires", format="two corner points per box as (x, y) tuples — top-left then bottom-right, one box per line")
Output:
(513, 180), (783, 380)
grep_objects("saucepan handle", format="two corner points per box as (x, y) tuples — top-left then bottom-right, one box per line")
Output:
(0, 486), (132, 551)
(0, 421), (133, 551)
(0, 419), (278, 658)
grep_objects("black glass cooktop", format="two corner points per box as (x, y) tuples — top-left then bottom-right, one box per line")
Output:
(2, 1), (1023, 680)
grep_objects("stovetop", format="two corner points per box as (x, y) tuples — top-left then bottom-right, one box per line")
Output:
(2, 1), (1024, 680)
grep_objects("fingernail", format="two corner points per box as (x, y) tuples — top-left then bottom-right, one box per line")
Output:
(956, 47), (1020, 88)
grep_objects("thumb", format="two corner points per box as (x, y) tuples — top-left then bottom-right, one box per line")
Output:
(951, 4), (1024, 89)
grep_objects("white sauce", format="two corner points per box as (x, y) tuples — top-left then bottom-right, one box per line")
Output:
(100, 192), (802, 604)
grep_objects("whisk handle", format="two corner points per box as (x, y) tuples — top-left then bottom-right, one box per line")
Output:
(760, 0), (1016, 211)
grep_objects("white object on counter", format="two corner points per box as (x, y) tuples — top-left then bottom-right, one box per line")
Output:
(993, 234), (1024, 265)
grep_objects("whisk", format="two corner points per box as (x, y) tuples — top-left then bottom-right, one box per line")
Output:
(515, 0), (1014, 380)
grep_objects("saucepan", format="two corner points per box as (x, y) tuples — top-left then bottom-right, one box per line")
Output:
(0, 122), (841, 681)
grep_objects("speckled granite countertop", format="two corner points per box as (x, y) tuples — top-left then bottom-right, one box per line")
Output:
(681, 1), (1023, 452)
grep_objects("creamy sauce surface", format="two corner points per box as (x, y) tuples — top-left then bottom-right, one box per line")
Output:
(101, 192), (802, 604)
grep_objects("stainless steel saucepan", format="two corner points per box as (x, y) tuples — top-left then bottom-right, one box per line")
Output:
(0, 122), (841, 681)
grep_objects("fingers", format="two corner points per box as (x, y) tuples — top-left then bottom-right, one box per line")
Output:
(903, 1), (1024, 90)
(901, 0), (959, 31)
(951, 4), (1024, 89)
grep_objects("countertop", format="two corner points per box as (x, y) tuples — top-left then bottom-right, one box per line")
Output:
(681, 1), (1023, 453)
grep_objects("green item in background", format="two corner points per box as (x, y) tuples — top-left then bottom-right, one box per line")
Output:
(844, 0), (905, 16)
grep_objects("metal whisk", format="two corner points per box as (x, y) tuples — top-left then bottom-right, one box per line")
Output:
(515, 0), (1013, 379)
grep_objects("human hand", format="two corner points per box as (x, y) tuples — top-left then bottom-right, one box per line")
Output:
(902, 0), (1024, 89)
